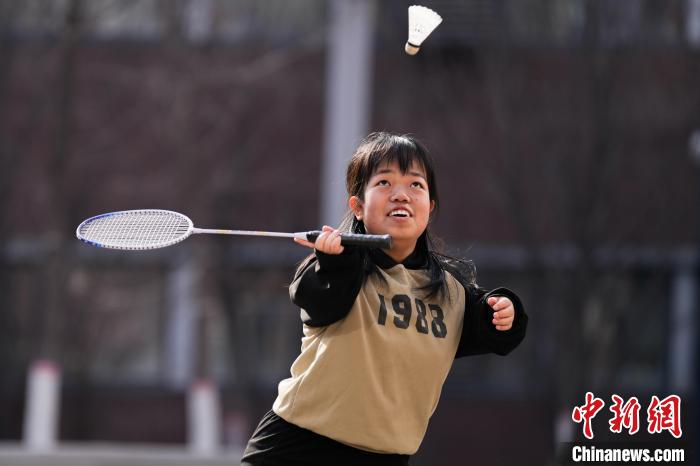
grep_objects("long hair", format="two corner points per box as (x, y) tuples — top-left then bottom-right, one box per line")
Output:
(295, 132), (475, 298)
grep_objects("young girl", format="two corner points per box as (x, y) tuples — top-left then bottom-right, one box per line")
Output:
(240, 132), (528, 465)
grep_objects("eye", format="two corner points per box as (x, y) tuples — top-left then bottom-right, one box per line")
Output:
(411, 181), (426, 189)
(376, 179), (390, 186)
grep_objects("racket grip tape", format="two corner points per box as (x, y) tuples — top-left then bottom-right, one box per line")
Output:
(305, 231), (392, 249)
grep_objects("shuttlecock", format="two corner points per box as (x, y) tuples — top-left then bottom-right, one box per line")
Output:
(405, 5), (442, 55)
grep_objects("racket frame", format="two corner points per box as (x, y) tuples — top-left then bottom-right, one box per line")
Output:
(76, 209), (194, 250)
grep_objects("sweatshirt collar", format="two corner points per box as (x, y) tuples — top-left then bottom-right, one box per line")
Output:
(369, 247), (428, 270)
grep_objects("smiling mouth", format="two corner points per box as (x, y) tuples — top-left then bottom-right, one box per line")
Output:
(388, 209), (411, 218)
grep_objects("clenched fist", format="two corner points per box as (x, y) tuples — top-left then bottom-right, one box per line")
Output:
(487, 296), (514, 331)
(294, 225), (344, 255)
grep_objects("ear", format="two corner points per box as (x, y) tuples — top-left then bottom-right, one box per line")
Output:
(349, 196), (363, 220)
(430, 200), (436, 213)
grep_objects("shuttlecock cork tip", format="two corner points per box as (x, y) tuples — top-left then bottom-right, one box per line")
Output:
(405, 42), (420, 55)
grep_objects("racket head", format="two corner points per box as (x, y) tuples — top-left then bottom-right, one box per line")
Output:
(76, 209), (194, 250)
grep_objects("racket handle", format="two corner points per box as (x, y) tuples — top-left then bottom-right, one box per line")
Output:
(305, 231), (392, 249)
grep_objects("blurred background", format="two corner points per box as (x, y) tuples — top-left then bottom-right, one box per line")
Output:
(0, 0), (698, 464)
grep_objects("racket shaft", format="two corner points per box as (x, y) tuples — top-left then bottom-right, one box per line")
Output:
(193, 228), (294, 238)
(193, 228), (391, 248)
(192, 228), (391, 249)
(305, 231), (391, 248)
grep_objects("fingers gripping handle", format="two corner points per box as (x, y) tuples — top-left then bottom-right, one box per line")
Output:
(304, 231), (392, 249)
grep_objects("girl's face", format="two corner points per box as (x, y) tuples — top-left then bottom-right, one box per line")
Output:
(350, 160), (435, 255)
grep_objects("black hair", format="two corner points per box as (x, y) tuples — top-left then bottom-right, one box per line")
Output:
(295, 132), (475, 299)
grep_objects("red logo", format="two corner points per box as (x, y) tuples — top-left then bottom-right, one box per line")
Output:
(572, 393), (683, 439)
(572, 392), (605, 440)
(647, 395), (682, 438)
(609, 395), (641, 435)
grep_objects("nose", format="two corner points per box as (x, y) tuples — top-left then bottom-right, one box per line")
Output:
(390, 188), (410, 202)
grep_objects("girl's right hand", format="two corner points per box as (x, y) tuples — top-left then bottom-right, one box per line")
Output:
(293, 225), (345, 255)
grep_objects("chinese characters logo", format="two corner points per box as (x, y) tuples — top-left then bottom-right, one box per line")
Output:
(571, 392), (682, 439)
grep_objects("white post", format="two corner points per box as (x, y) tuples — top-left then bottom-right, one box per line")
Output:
(164, 256), (197, 389)
(187, 379), (221, 456)
(320, 0), (376, 226)
(185, 0), (213, 43)
(687, 0), (700, 47)
(23, 360), (61, 451)
(669, 267), (696, 392)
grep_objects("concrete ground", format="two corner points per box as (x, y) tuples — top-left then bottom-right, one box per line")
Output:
(0, 443), (243, 466)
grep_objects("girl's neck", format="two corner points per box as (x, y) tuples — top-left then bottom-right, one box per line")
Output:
(383, 240), (418, 264)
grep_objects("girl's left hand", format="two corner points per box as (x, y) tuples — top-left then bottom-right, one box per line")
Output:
(487, 296), (514, 331)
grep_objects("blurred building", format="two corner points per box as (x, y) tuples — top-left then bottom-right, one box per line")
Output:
(0, 0), (697, 464)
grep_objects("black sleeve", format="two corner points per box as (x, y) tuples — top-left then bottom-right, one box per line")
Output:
(288, 247), (364, 327)
(455, 286), (528, 358)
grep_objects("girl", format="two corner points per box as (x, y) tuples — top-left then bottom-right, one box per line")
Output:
(240, 132), (527, 465)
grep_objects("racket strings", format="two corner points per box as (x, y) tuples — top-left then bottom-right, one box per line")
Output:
(79, 211), (190, 249)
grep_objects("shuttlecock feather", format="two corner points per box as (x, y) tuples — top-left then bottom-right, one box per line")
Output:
(405, 5), (442, 55)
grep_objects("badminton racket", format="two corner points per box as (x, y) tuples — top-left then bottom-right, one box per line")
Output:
(76, 209), (392, 251)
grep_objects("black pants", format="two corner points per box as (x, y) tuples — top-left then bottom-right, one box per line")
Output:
(240, 410), (411, 466)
